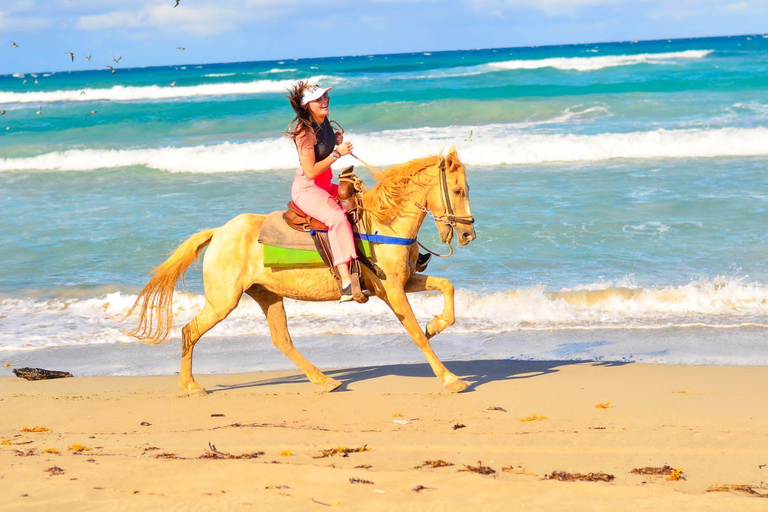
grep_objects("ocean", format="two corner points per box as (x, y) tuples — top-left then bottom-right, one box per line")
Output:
(2, 34), (768, 377)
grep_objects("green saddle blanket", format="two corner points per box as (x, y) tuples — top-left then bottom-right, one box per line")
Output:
(259, 211), (372, 268)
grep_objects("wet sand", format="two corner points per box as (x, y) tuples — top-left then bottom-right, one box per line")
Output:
(2, 360), (768, 511)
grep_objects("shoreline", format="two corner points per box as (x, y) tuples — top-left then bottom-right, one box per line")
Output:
(2, 360), (767, 510)
(3, 326), (768, 380)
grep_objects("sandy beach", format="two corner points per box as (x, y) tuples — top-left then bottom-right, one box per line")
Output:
(2, 359), (767, 511)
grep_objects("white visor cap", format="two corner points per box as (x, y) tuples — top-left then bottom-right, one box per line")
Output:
(301, 84), (332, 106)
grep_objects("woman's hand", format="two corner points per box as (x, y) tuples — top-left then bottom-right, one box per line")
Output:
(337, 141), (353, 156)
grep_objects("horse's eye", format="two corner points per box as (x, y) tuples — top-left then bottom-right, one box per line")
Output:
(453, 189), (462, 196)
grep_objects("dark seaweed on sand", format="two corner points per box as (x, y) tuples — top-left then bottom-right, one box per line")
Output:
(459, 461), (496, 475)
(545, 471), (614, 482)
(201, 442), (264, 459)
(349, 477), (374, 484)
(415, 460), (454, 469)
(313, 445), (370, 458)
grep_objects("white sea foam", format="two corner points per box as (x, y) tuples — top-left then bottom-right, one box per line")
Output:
(488, 49), (713, 72)
(3, 125), (768, 173)
(1, 278), (767, 352)
(262, 68), (297, 74)
(0, 75), (336, 104)
(202, 73), (237, 77)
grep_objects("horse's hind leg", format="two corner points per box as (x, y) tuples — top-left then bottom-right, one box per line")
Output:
(405, 274), (455, 339)
(180, 298), (237, 395)
(246, 288), (342, 393)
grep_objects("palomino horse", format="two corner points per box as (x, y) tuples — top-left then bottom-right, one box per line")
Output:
(127, 147), (476, 394)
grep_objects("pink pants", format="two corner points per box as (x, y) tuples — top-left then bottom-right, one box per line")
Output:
(291, 168), (356, 267)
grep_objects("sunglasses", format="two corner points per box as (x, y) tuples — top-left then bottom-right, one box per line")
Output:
(312, 92), (330, 103)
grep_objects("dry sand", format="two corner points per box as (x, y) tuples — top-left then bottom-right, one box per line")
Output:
(2, 360), (768, 511)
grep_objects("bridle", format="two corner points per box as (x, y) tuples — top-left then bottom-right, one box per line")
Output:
(415, 158), (475, 257)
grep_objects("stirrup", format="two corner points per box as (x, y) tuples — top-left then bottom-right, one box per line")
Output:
(415, 252), (432, 272)
(349, 272), (368, 303)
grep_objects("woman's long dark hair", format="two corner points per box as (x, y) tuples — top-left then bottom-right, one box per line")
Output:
(285, 80), (316, 143)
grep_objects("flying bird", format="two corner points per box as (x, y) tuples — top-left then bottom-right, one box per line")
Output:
(464, 129), (473, 142)
(85, 55), (92, 61)
(33, 78), (38, 85)
(11, 41), (18, 48)
(88, 110), (98, 116)
(22, 80), (27, 84)
(0, 110), (6, 115)
(113, 56), (121, 63)
(35, 106), (43, 115)
(170, 80), (176, 87)
(80, 91), (86, 95)
(177, 47), (185, 51)
(66, 52), (74, 62)
(174, 0), (180, 7)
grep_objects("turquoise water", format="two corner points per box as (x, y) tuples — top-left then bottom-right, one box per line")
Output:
(2, 34), (768, 370)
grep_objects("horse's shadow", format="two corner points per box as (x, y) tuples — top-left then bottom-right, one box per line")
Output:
(209, 359), (630, 394)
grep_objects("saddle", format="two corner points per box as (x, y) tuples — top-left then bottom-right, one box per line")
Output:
(283, 166), (361, 232)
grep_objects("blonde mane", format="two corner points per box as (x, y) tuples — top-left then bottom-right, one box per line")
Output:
(363, 155), (442, 225)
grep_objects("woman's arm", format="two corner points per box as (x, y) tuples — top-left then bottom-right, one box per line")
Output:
(296, 129), (338, 179)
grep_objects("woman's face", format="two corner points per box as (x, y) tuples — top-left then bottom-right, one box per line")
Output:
(307, 92), (330, 119)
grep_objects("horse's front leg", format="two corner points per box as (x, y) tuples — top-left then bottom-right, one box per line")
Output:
(382, 286), (467, 392)
(404, 274), (454, 339)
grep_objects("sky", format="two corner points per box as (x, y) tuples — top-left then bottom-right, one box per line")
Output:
(1, 0), (767, 74)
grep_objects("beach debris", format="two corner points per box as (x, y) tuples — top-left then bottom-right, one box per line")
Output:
(280, 450), (292, 456)
(412, 484), (435, 492)
(759, 464), (766, 469)
(313, 445), (370, 459)
(487, 406), (507, 412)
(311, 498), (338, 506)
(155, 453), (181, 459)
(453, 423), (466, 430)
(708, 484), (768, 498)
(520, 414), (548, 422)
(22, 426), (50, 433)
(355, 465), (372, 469)
(1, 439), (10, 445)
(13, 368), (72, 381)
(70, 444), (92, 452)
(460, 461), (496, 476)
(349, 477), (374, 485)
(43, 448), (59, 454)
(590, 426), (607, 430)
(44, 466), (65, 476)
(631, 466), (686, 481)
(415, 460), (454, 469)
(265, 485), (290, 489)
(143, 446), (160, 452)
(13, 448), (37, 456)
(595, 402), (612, 409)
(545, 471), (615, 482)
(140, 422), (151, 426)
(393, 419), (411, 424)
(211, 413), (225, 417)
(502, 465), (538, 476)
(201, 442), (264, 459)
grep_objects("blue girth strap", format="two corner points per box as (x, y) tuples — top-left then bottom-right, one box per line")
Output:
(354, 232), (417, 246)
(310, 230), (416, 246)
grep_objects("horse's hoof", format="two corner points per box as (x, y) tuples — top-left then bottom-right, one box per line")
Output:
(322, 378), (342, 393)
(445, 379), (468, 393)
(182, 382), (208, 396)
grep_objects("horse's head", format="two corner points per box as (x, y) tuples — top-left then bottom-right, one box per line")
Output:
(425, 147), (476, 246)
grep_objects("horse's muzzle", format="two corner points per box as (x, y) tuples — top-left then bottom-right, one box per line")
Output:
(458, 228), (476, 246)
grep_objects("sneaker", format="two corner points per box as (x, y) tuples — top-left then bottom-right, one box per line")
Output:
(339, 284), (354, 303)
(415, 252), (432, 272)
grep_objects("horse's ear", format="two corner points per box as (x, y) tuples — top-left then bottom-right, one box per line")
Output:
(445, 145), (458, 172)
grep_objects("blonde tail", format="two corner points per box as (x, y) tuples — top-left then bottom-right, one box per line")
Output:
(124, 229), (216, 344)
